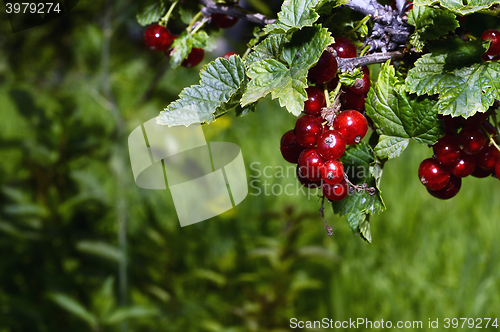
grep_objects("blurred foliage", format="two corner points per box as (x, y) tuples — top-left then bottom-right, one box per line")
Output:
(0, 1), (500, 332)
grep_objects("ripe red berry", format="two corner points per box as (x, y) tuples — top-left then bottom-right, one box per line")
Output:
(418, 158), (450, 190)
(475, 145), (499, 171)
(331, 37), (356, 58)
(308, 51), (338, 84)
(294, 115), (323, 147)
(450, 152), (476, 178)
(321, 159), (344, 185)
(348, 70), (371, 95)
(427, 175), (461, 200)
(432, 135), (461, 165)
(296, 165), (321, 189)
(181, 48), (205, 68)
(322, 179), (349, 201)
(481, 29), (500, 56)
(457, 126), (487, 155)
(438, 114), (461, 135)
(144, 24), (173, 51)
(317, 130), (346, 160)
(298, 148), (325, 182)
(481, 121), (497, 140)
(280, 130), (305, 164)
(304, 86), (326, 116)
(471, 166), (492, 178)
(462, 111), (489, 126)
(332, 110), (368, 145)
(495, 160), (500, 179)
(211, 13), (239, 29)
(222, 51), (238, 60)
(340, 90), (366, 111)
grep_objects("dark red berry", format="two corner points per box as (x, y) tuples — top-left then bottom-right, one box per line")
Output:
(450, 152), (476, 178)
(322, 179), (349, 201)
(471, 166), (492, 178)
(439, 114), (461, 135)
(280, 130), (305, 164)
(482, 53), (500, 61)
(308, 51), (338, 84)
(211, 13), (239, 29)
(475, 145), (499, 171)
(331, 37), (356, 58)
(304, 86), (326, 117)
(432, 135), (461, 165)
(320, 159), (344, 185)
(462, 111), (489, 126)
(332, 110), (368, 145)
(294, 115), (323, 147)
(495, 160), (500, 179)
(144, 24), (173, 51)
(296, 165), (321, 189)
(348, 70), (371, 95)
(427, 175), (461, 200)
(298, 148), (325, 182)
(481, 29), (500, 56)
(181, 48), (205, 68)
(457, 126), (487, 155)
(481, 121), (497, 140)
(418, 158), (451, 190)
(327, 77), (339, 91)
(340, 90), (366, 111)
(222, 51), (238, 60)
(317, 130), (346, 160)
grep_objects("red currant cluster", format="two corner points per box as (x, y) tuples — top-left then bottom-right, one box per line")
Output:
(280, 37), (371, 202)
(418, 112), (500, 199)
(481, 29), (500, 61)
(143, 13), (239, 67)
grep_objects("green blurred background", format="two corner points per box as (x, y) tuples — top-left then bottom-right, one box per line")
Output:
(1, 1), (500, 331)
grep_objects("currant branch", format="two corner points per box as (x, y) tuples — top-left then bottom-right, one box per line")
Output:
(198, 0), (276, 25)
(335, 50), (405, 73)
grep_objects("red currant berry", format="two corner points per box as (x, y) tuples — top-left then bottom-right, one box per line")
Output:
(475, 145), (499, 171)
(495, 160), (500, 179)
(320, 159), (344, 185)
(322, 179), (349, 201)
(450, 152), (476, 178)
(427, 175), (461, 200)
(294, 115), (323, 147)
(317, 130), (346, 160)
(482, 53), (500, 61)
(296, 165), (321, 189)
(340, 90), (366, 111)
(144, 24), (173, 51)
(471, 166), (492, 178)
(348, 70), (371, 95)
(461, 111), (489, 126)
(418, 158), (450, 190)
(181, 48), (205, 68)
(222, 51), (238, 60)
(327, 77), (339, 91)
(304, 86), (326, 117)
(481, 29), (500, 56)
(457, 126), (487, 155)
(280, 130), (306, 164)
(432, 135), (461, 165)
(438, 114), (461, 135)
(211, 13), (239, 29)
(298, 148), (325, 182)
(308, 51), (338, 84)
(331, 37), (356, 58)
(332, 110), (368, 145)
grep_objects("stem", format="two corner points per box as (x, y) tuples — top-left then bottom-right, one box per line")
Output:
(336, 50), (404, 72)
(187, 11), (203, 32)
(347, 15), (370, 37)
(359, 45), (370, 57)
(329, 81), (342, 107)
(319, 196), (333, 236)
(198, 0), (276, 25)
(490, 108), (500, 144)
(190, 17), (208, 35)
(159, 0), (178, 27)
(324, 84), (331, 108)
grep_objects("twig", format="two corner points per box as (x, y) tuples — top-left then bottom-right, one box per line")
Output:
(336, 50), (405, 72)
(319, 196), (334, 236)
(198, 0), (276, 25)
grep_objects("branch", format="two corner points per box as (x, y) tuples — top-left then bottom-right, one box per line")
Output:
(198, 0), (276, 26)
(336, 50), (405, 72)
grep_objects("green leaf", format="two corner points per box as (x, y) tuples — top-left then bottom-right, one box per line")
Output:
(158, 55), (248, 126)
(367, 61), (443, 159)
(338, 68), (363, 87)
(408, 5), (459, 51)
(317, 0), (350, 14)
(413, 0), (500, 15)
(169, 31), (208, 69)
(241, 26), (333, 115)
(406, 38), (500, 117)
(104, 306), (159, 325)
(244, 34), (286, 67)
(136, 0), (165, 26)
(263, 0), (321, 34)
(76, 240), (124, 262)
(48, 293), (98, 328)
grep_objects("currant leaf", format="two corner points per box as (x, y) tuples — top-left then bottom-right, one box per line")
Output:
(244, 34), (286, 67)
(157, 55), (247, 126)
(241, 26), (333, 116)
(169, 31), (208, 69)
(263, 0), (321, 34)
(366, 61), (443, 159)
(413, 0), (500, 15)
(136, 0), (165, 26)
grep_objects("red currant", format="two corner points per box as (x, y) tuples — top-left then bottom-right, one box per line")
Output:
(222, 51), (238, 60)
(321, 159), (344, 185)
(280, 130), (305, 164)
(457, 126), (487, 155)
(340, 90), (366, 111)
(475, 145), (499, 171)
(481, 121), (497, 140)
(482, 53), (500, 61)
(322, 179), (349, 201)
(438, 114), (461, 135)
(462, 111), (489, 126)
(427, 175), (461, 200)
(481, 29), (500, 56)
(471, 166), (492, 178)
(294, 115), (323, 147)
(308, 51), (338, 84)
(418, 158), (450, 190)
(144, 24), (173, 51)
(211, 13), (239, 29)
(432, 135), (461, 165)
(450, 152), (476, 178)
(317, 130), (346, 160)
(298, 148), (325, 182)
(296, 165), (321, 189)
(348, 70), (371, 95)
(332, 110), (368, 145)
(304, 86), (326, 116)
(495, 160), (500, 179)
(331, 37), (356, 58)
(181, 48), (205, 68)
